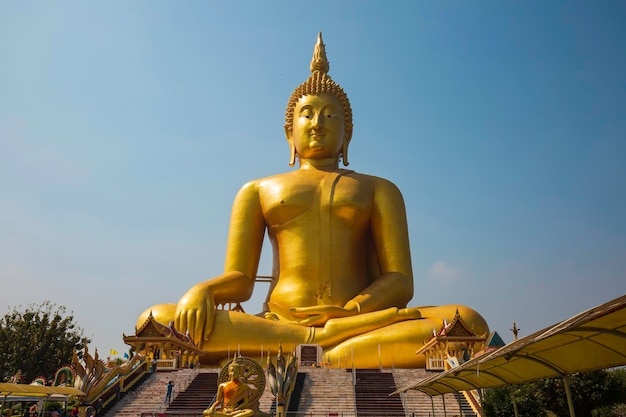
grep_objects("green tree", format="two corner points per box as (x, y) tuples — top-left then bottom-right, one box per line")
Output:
(482, 369), (626, 417)
(0, 301), (91, 383)
(483, 383), (546, 417)
(538, 370), (626, 417)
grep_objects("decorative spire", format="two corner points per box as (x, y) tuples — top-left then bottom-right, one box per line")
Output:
(310, 32), (330, 74)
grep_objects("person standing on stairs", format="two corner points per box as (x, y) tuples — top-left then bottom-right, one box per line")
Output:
(164, 380), (175, 406)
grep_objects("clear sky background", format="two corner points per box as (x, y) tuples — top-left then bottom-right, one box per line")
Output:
(1, 2), (625, 360)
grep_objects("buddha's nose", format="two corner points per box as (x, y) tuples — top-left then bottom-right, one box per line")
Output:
(312, 113), (324, 128)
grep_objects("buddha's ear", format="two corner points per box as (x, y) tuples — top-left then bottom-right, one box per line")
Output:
(284, 126), (296, 167)
(342, 128), (352, 166)
(284, 125), (292, 142)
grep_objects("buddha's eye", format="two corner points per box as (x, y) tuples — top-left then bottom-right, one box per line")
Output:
(323, 108), (338, 118)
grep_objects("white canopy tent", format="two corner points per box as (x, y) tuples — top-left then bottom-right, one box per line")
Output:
(0, 384), (85, 416)
(394, 294), (626, 417)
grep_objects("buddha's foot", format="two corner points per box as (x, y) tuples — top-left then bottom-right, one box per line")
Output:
(397, 306), (422, 320)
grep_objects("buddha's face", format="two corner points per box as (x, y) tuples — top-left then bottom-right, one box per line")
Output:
(286, 93), (345, 160)
(228, 363), (243, 380)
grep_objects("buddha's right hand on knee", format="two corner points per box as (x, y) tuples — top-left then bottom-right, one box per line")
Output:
(174, 282), (216, 343)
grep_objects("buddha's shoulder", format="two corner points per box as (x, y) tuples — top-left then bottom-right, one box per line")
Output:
(234, 172), (297, 195)
(238, 171), (296, 188)
(236, 170), (401, 192)
(347, 171), (402, 190)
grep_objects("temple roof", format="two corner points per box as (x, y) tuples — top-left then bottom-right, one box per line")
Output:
(433, 309), (486, 339)
(485, 331), (506, 348)
(416, 309), (487, 357)
(123, 312), (204, 354)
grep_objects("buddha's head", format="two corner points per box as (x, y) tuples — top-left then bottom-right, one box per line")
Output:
(284, 33), (353, 166)
(228, 360), (244, 381)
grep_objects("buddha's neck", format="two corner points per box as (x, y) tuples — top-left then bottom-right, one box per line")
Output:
(299, 157), (340, 171)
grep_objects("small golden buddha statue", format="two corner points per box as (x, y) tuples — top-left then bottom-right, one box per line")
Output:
(137, 33), (488, 368)
(204, 361), (254, 417)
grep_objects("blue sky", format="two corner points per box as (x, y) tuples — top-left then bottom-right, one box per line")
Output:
(1, 1), (625, 359)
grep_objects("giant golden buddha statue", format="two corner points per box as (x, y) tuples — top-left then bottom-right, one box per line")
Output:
(137, 33), (488, 368)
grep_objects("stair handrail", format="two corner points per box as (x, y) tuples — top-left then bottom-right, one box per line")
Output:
(208, 393), (217, 407)
(352, 367), (358, 413)
(462, 389), (482, 416)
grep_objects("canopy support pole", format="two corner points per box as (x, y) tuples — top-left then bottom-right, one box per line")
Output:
(430, 395), (435, 416)
(562, 376), (576, 417)
(509, 385), (519, 417)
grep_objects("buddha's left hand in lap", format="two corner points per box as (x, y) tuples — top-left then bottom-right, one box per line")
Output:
(289, 303), (359, 327)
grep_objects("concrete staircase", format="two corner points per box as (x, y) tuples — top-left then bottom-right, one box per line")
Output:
(281, 367), (356, 414)
(165, 370), (219, 415)
(455, 392), (477, 416)
(392, 368), (476, 416)
(102, 367), (477, 417)
(100, 368), (205, 417)
(286, 373), (307, 414)
(354, 369), (404, 416)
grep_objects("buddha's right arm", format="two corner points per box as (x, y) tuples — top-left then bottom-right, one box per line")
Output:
(223, 181), (266, 285)
(207, 386), (224, 413)
(174, 181), (265, 341)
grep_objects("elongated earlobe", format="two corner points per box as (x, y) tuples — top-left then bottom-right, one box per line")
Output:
(342, 141), (350, 166)
(289, 141), (296, 166)
(285, 126), (296, 167)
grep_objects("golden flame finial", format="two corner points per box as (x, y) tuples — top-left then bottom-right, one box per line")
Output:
(310, 32), (329, 74)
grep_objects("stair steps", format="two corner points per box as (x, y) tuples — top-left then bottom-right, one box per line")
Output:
(100, 367), (477, 417)
(354, 369), (405, 415)
(165, 371), (218, 414)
